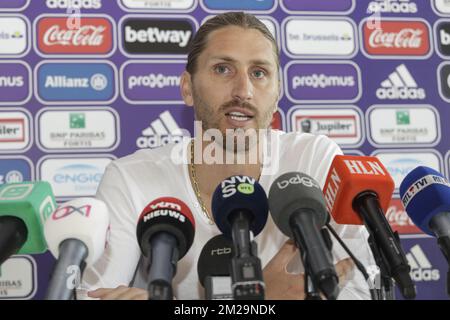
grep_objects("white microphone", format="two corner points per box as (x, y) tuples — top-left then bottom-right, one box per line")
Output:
(44, 198), (109, 300)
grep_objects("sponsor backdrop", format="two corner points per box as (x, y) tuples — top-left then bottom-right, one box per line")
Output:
(0, 0), (448, 300)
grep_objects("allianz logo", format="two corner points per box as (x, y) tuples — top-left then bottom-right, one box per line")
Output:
(128, 73), (180, 89)
(367, 0), (418, 14)
(0, 76), (24, 88)
(44, 73), (107, 91)
(376, 64), (426, 100)
(125, 26), (191, 47)
(292, 74), (355, 89)
(46, 0), (102, 9)
(406, 244), (440, 282)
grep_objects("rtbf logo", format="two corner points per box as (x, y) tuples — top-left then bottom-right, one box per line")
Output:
(362, 20), (431, 57)
(37, 16), (113, 55)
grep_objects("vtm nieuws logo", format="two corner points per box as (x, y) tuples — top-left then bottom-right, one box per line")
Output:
(362, 20), (431, 57)
(37, 16), (114, 55)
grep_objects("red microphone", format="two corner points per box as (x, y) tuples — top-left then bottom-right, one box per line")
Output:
(322, 155), (415, 299)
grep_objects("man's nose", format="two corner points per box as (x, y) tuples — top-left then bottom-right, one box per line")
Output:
(231, 71), (254, 102)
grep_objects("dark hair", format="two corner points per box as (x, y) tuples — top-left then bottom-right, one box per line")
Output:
(186, 12), (280, 76)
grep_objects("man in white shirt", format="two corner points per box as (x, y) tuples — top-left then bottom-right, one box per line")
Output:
(83, 12), (375, 300)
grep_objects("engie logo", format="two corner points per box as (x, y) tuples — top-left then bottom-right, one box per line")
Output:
(38, 156), (113, 199)
(361, 19), (431, 58)
(385, 198), (421, 234)
(121, 61), (184, 104)
(221, 176), (256, 198)
(0, 109), (31, 152)
(36, 61), (117, 105)
(120, 16), (196, 56)
(35, 15), (115, 56)
(0, 61), (31, 105)
(0, 157), (32, 185)
(45, 0), (103, 9)
(406, 245), (440, 282)
(367, 0), (418, 14)
(201, 0), (276, 12)
(289, 106), (363, 147)
(376, 64), (426, 100)
(136, 111), (188, 149)
(0, 15), (29, 57)
(285, 61), (361, 103)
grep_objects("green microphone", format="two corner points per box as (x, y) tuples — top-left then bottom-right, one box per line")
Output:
(0, 181), (56, 265)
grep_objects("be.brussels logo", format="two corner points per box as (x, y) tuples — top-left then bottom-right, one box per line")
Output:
(200, 0), (276, 12)
(366, 0), (418, 14)
(0, 15), (30, 57)
(280, 0), (355, 14)
(35, 15), (115, 57)
(45, 0), (103, 10)
(0, 109), (32, 153)
(121, 60), (184, 104)
(361, 18), (432, 58)
(37, 156), (114, 199)
(435, 20), (450, 58)
(284, 61), (361, 103)
(36, 107), (120, 152)
(0, 0), (30, 11)
(385, 198), (421, 234)
(437, 62), (450, 102)
(371, 150), (443, 193)
(120, 15), (197, 57)
(288, 106), (364, 148)
(366, 105), (440, 148)
(136, 111), (188, 149)
(119, 0), (197, 12)
(0, 61), (31, 106)
(0, 256), (37, 300)
(35, 60), (117, 105)
(0, 157), (33, 185)
(376, 64), (426, 100)
(283, 17), (357, 58)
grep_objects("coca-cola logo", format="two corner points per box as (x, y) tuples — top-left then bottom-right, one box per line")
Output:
(36, 16), (114, 55)
(385, 198), (421, 234)
(362, 19), (431, 57)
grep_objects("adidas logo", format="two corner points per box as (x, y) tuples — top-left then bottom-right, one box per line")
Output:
(406, 244), (440, 282)
(136, 111), (186, 149)
(376, 64), (426, 100)
(367, 0), (418, 14)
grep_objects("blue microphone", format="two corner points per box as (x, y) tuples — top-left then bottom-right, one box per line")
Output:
(211, 175), (269, 300)
(400, 166), (450, 296)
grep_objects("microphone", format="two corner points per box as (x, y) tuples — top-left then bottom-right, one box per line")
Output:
(44, 197), (110, 300)
(322, 155), (416, 299)
(136, 197), (195, 300)
(269, 172), (339, 300)
(197, 234), (234, 300)
(0, 181), (56, 265)
(400, 166), (450, 296)
(212, 175), (268, 300)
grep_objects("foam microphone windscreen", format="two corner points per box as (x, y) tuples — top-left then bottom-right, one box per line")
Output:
(268, 172), (328, 238)
(136, 197), (195, 259)
(399, 166), (450, 236)
(211, 175), (268, 238)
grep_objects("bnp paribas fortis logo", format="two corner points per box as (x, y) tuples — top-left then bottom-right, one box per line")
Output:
(396, 110), (410, 125)
(70, 113), (86, 129)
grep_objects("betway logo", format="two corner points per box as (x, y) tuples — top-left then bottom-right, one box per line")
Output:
(406, 245), (440, 282)
(276, 174), (320, 190)
(0, 76), (24, 88)
(376, 64), (425, 100)
(136, 111), (185, 149)
(128, 73), (180, 90)
(125, 26), (191, 47)
(46, 0), (102, 9)
(143, 209), (186, 223)
(344, 160), (387, 175)
(367, 0), (418, 14)
(292, 74), (355, 89)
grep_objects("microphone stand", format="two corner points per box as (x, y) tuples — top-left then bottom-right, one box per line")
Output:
(367, 235), (395, 300)
(304, 270), (322, 300)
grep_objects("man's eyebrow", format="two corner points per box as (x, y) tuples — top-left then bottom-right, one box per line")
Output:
(209, 56), (275, 67)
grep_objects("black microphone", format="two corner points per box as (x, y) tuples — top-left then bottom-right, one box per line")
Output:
(212, 175), (268, 300)
(269, 172), (339, 300)
(197, 235), (234, 300)
(136, 197), (195, 300)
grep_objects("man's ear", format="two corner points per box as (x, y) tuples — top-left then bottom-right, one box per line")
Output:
(180, 71), (194, 107)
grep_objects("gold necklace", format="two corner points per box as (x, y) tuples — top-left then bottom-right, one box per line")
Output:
(189, 141), (215, 225)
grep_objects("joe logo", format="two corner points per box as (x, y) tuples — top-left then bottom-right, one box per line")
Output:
(201, 0), (276, 11)
(36, 61), (117, 104)
(52, 204), (91, 220)
(285, 61), (361, 103)
(362, 19), (431, 57)
(36, 16), (114, 56)
(0, 62), (31, 105)
(0, 16), (29, 56)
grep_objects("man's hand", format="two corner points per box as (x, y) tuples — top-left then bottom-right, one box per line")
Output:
(87, 286), (148, 300)
(263, 240), (355, 300)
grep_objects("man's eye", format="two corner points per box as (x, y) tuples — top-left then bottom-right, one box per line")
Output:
(215, 65), (230, 74)
(253, 69), (266, 79)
